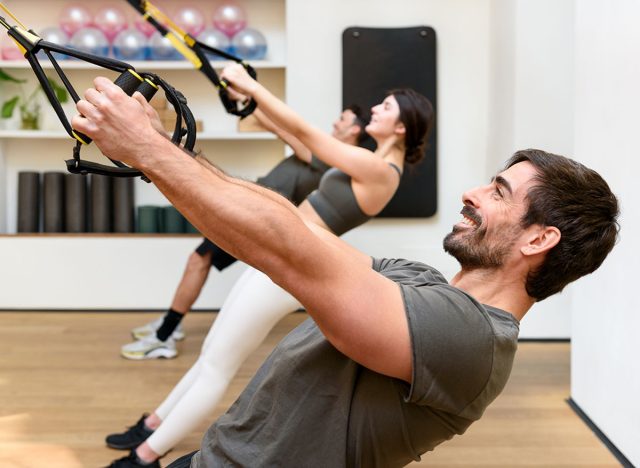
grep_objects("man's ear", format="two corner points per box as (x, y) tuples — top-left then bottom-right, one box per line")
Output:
(349, 125), (362, 138)
(521, 226), (561, 256)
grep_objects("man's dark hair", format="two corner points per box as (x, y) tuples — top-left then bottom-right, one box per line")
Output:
(506, 149), (620, 301)
(344, 104), (370, 144)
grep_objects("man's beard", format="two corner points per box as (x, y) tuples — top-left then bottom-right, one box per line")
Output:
(443, 221), (519, 270)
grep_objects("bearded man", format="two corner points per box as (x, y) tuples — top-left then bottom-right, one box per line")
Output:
(73, 78), (619, 467)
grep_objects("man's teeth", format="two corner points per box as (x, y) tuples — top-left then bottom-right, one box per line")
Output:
(461, 215), (477, 226)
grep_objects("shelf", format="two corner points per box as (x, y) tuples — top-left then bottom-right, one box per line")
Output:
(0, 130), (277, 141)
(0, 59), (286, 70)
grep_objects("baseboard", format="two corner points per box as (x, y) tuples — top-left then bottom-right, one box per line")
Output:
(566, 398), (635, 467)
(517, 338), (570, 342)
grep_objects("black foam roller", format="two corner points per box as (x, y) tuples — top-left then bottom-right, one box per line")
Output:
(137, 205), (159, 233)
(163, 206), (185, 233)
(90, 174), (112, 233)
(113, 177), (135, 233)
(17, 171), (40, 233)
(43, 172), (65, 233)
(65, 174), (87, 233)
(185, 219), (200, 234)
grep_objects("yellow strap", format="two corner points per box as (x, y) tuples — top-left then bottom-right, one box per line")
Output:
(72, 130), (90, 145)
(0, 2), (28, 29)
(146, 2), (189, 39)
(144, 78), (159, 90)
(166, 32), (202, 68)
(127, 69), (144, 82)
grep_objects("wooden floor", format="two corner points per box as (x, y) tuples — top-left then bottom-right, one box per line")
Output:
(0, 312), (620, 468)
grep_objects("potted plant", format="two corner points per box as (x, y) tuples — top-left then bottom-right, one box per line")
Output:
(0, 68), (68, 130)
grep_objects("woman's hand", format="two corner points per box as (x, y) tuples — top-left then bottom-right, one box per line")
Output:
(221, 63), (259, 96)
(225, 86), (249, 103)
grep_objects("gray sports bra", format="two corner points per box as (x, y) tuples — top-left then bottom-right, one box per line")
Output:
(307, 163), (402, 235)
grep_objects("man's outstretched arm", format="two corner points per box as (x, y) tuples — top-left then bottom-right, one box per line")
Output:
(73, 77), (413, 382)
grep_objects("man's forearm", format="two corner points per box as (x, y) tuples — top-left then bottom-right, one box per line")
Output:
(144, 142), (308, 280)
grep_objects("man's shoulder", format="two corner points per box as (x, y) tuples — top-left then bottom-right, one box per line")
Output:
(372, 257), (448, 285)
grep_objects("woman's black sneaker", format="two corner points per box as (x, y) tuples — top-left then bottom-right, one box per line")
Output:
(105, 450), (160, 467)
(106, 415), (154, 450)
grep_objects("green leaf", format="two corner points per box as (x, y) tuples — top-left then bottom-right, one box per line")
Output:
(0, 68), (26, 84)
(2, 96), (20, 118)
(47, 76), (68, 103)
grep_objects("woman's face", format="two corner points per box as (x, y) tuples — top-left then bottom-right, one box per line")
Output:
(366, 95), (402, 139)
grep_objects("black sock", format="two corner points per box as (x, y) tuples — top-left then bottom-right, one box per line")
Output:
(156, 309), (184, 341)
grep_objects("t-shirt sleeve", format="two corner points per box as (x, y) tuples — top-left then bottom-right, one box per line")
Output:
(400, 283), (496, 416)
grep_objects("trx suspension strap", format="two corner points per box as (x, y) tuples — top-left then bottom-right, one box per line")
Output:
(125, 0), (258, 118)
(0, 3), (197, 181)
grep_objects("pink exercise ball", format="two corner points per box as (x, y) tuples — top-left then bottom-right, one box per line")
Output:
(1, 39), (24, 60)
(59, 4), (93, 37)
(134, 16), (156, 38)
(175, 6), (206, 37)
(94, 6), (129, 43)
(212, 2), (247, 38)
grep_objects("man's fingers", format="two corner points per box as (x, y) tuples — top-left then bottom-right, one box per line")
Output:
(93, 76), (127, 100)
(132, 92), (146, 105)
(76, 99), (103, 123)
(82, 88), (107, 108)
(71, 114), (98, 135)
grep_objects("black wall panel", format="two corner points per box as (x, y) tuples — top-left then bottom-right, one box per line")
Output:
(343, 26), (437, 217)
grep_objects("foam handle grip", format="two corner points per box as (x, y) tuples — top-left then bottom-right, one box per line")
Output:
(136, 79), (159, 101)
(73, 70), (144, 145)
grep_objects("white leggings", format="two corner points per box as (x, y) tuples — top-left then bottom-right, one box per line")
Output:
(146, 266), (301, 456)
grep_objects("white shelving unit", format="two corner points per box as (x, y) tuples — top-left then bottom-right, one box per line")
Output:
(0, 0), (287, 235)
(0, 0), (286, 309)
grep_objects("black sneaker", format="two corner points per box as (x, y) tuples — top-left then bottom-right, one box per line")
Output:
(106, 415), (154, 450)
(105, 450), (160, 468)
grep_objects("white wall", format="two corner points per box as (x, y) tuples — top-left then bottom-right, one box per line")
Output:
(503, 0), (576, 337)
(287, 0), (575, 337)
(1, 0), (584, 338)
(571, 0), (640, 464)
(287, 0), (493, 286)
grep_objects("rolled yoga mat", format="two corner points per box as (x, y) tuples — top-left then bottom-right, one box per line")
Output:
(65, 174), (88, 233)
(43, 172), (65, 233)
(113, 177), (135, 233)
(185, 219), (200, 234)
(137, 205), (160, 233)
(17, 171), (40, 233)
(162, 206), (186, 233)
(90, 174), (113, 233)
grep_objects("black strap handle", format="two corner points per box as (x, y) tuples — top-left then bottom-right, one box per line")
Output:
(2, 17), (195, 181)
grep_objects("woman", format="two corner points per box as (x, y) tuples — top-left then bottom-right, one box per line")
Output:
(106, 63), (434, 468)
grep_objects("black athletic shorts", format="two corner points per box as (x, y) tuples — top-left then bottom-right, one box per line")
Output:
(195, 239), (238, 271)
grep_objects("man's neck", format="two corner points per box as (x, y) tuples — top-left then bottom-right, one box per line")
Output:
(449, 268), (534, 321)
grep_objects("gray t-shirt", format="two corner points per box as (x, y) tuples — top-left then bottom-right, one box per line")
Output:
(192, 258), (519, 467)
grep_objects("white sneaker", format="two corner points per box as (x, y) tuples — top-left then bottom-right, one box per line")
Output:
(121, 335), (178, 360)
(131, 314), (186, 341)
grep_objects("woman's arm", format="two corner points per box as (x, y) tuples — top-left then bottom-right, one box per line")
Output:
(221, 64), (392, 183)
(252, 108), (313, 163)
